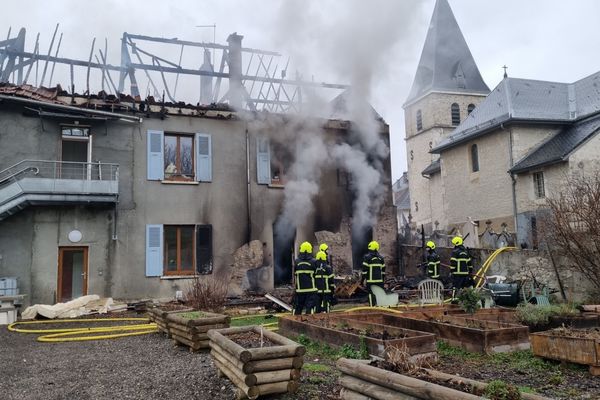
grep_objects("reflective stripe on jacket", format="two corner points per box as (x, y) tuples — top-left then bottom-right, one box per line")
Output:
(294, 256), (317, 293)
(450, 246), (472, 276)
(426, 250), (440, 278)
(362, 252), (385, 283)
(315, 261), (334, 293)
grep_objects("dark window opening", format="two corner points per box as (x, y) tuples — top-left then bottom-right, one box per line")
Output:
(416, 110), (423, 131)
(164, 133), (194, 181)
(467, 104), (476, 115)
(270, 142), (292, 185)
(196, 225), (213, 274)
(410, 150), (414, 161)
(273, 220), (294, 285)
(471, 144), (479, 172)
(351, 226), (373, 271)
(451, 103), (460, 126)
(164, 225), (195, 275)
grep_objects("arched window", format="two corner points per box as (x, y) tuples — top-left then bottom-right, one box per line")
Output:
(416, 110), (423, 131)
(467, 104), (475, 115)
(471, 144), (479, 172)
(451, 103), (460, 125)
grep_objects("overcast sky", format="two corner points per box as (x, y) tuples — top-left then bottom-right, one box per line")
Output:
(3, 0), (600, 182)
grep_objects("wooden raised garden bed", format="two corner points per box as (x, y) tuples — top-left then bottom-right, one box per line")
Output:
(147, 306), (194, 337)
(340, 312), (529, 354)
(278, 314), (437, 359)
(208, 325), (305, 399)
(166, 311), (229, 352)
(336, 358), (550, 400)
(531, 328), (600, 375)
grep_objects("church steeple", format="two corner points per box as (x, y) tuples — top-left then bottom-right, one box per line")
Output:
(406, 0), (489, 105)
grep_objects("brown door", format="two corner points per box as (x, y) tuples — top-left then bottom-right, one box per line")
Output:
(58, 247), (88, 302)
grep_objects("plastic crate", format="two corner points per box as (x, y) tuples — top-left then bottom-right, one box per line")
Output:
(0, 307), (17, 325)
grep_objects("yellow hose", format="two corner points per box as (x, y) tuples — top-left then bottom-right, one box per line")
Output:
(8, 318), (157, 342)
(474, 246), (517, 288)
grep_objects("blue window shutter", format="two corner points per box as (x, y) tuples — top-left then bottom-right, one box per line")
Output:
(195, 133), (212, 182)
(147, 130), (164, 180)
(256, 137), (271, 184)
(146, 224), (163, 277)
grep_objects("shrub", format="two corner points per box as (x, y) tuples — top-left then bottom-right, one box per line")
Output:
(185, 276), (228, 313)
(515, 303), (579, 326)
(483, 380), (522, 400)
(457, 287), (482, 314)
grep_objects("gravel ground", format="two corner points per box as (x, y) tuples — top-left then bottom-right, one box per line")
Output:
(0, 321), (239, 400)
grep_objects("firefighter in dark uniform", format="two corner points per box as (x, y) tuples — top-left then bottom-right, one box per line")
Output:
(361, 241), (385, 307)
(425, 241), (441, 280)
(450, 236), (473, 298)
(315, 250), (335, 313)
(319, 243), (331, 263)
(293, 241), (318, 315)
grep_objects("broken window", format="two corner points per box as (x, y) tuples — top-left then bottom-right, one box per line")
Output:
(451, 103), (460, 126)
(471, 144), (479, 172)
(416, 109), (423, 131)
(533, 172), (545, 198)
(164, 225), (195, 275)
(164, 133), (194, 181)
(269, 142), (291, 186)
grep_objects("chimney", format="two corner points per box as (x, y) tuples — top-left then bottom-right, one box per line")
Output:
(199, 48), (213, 105)
(227, 32), (244, 110)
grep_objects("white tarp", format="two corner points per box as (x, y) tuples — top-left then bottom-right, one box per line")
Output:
(21, 295), (114, 320)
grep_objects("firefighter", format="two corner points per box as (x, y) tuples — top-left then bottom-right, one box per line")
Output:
(450, 236), (473, 298)
(319, 243), (330, 263)
(425, 241), (441, 280)
(361, 241), (385, 307)
(315, 250), (335, 313)
(293, 241), (318, 315)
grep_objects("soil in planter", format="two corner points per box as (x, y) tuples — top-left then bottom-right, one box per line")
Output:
(547, 327), (600, 339)
(308, 318), (408, 339)
(228, 331), (276, 348)
(177, 311), (207, 320)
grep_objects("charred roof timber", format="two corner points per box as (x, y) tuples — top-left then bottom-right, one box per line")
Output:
(0, 26), (348, 113)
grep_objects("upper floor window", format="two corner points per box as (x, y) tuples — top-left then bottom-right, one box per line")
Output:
(62, 127), (89, 138)
(451, 103), (460, 126)
(257, 138), (291, 186)
(416, 110), (423, 131)
(467, 104), (476, 115)
(471, 144), (479, 172)
(533, 172), (545, 198)
(164, 133), (194, 181)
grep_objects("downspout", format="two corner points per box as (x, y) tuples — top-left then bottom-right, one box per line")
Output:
(245, 124), (252, 244)
(505, 124), (519, 237)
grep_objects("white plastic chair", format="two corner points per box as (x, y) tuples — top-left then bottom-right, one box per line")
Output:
(487, 275), (506, 284)
(418, 279), (444, 306)
(370, 285), (399, 307)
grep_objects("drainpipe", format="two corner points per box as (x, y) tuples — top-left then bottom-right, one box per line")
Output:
(245, 124), (252, 244)
(504, 124), (519, 236)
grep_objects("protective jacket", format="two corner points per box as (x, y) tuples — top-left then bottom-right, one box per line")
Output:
(362, 251), (385, 283)
(426, 249), (441, 279)
(450, 245), (472, 276)
(294, 254), (317, 293)
(315, 260), (334, 294)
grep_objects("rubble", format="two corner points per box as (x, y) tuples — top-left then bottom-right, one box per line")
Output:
(315, 218), (353, 275)
(229, 240), (271, 296)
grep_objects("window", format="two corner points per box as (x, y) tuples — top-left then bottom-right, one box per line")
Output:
(410, 150), (414, 161)
(164, 225), (195, 275)
(467, 104), (475, 115)
(415, 201), (419, 212)
(471, 144), (479, 172)
(416, 110), (423, 131)
(533, 172), (545, 198)
(164, 134), (194, 181)
(270, 142), (290, 185)
(62, 127), (89, 137)
(451, 103), (460, 126)
(257, 138), (292, 186)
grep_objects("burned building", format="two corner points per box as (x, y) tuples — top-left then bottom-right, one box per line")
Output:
(0, 30), (397, 306)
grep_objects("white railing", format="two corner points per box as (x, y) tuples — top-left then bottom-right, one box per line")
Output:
(0, 160), (119, 186)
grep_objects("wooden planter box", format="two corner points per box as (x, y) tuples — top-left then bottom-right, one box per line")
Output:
(166, 311), (230, 352)
(340, 312), (529, 354)
(530, 329), (600, 375)
(208, 326), (305, 399)
(336, 358), (550, 400)
(147, 307), (194, 337)
(278, 314), (437, 359)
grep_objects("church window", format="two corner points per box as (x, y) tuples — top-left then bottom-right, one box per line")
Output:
(471, 144), (479, 172)
(410, 150), (414, 161)
(467, 104), (475, 115)
(416, 110), (423, 131)
(451, 103), (460, 126)
(533, 172), (545, 198)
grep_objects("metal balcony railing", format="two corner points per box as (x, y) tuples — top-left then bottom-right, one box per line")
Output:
(0, 160), (119, 187)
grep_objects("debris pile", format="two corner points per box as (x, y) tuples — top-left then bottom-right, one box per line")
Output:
(229, 240), (270, 296)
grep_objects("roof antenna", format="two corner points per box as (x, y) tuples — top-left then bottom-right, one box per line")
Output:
(502, 65), (508, 78)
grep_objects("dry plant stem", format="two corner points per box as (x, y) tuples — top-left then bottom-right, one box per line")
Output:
(185, 275), (228, 312)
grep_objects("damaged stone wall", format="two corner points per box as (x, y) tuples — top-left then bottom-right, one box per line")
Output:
(315, 217), (353, 276)
(228, 240), (272, 296)
(373, 205), (399, 276)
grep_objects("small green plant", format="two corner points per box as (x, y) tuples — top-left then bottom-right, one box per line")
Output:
(483, 380), (522, 400)
(339, 344), (362, 359)
(547, 371), (564, 386)
(436, 341), (480, 360)
(297, 334), (311, 346)
(303, 363), (332, 373)
(515, 303), (579, 326)
(457, 287), (482, 314)
(359, 336), (369, 359)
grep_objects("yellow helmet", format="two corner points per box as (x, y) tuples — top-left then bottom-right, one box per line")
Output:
(426, 241), (436, 250)
(316, 251), (327, 261)
(367, 241), (380, 251)
(452, 236), (463, 246)
(319, 243), (329, 252)
(299, 241), (313, 254)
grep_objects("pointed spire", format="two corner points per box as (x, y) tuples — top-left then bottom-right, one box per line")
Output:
(406, 0), (490, 104)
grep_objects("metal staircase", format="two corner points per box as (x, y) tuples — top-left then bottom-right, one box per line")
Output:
(0, 160), (119, 221)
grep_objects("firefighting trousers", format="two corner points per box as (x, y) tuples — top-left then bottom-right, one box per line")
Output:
(293, 292), (318, 315)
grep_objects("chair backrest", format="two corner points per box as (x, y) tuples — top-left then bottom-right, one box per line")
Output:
(418, 279), (444, 305)
(370, 285), (399, 307)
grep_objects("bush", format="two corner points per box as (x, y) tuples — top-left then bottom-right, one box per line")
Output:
(515, 303), (578, 326)
(483, 380), (522, 400)
(457, 287), (482, 314)
(185, 276), (228, 313)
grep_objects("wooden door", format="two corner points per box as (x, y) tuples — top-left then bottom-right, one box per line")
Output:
(58, 247), (88, 302)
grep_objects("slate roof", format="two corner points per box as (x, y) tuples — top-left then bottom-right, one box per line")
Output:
(421, 159), (441, 177)
(405, 0), (489, 105)
(432, 71), (600, 153)
(510, 114), (600, 174)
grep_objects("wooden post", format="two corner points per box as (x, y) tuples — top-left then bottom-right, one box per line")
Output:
(339, 375), (418, 400)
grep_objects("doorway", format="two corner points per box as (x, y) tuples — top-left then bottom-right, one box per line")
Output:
(58, 247), (88, 302)
(273, 222), (294, 285)
(60, 126), (91, 179)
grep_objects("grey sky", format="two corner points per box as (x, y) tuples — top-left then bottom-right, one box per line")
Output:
(3, 0), (600, 182)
